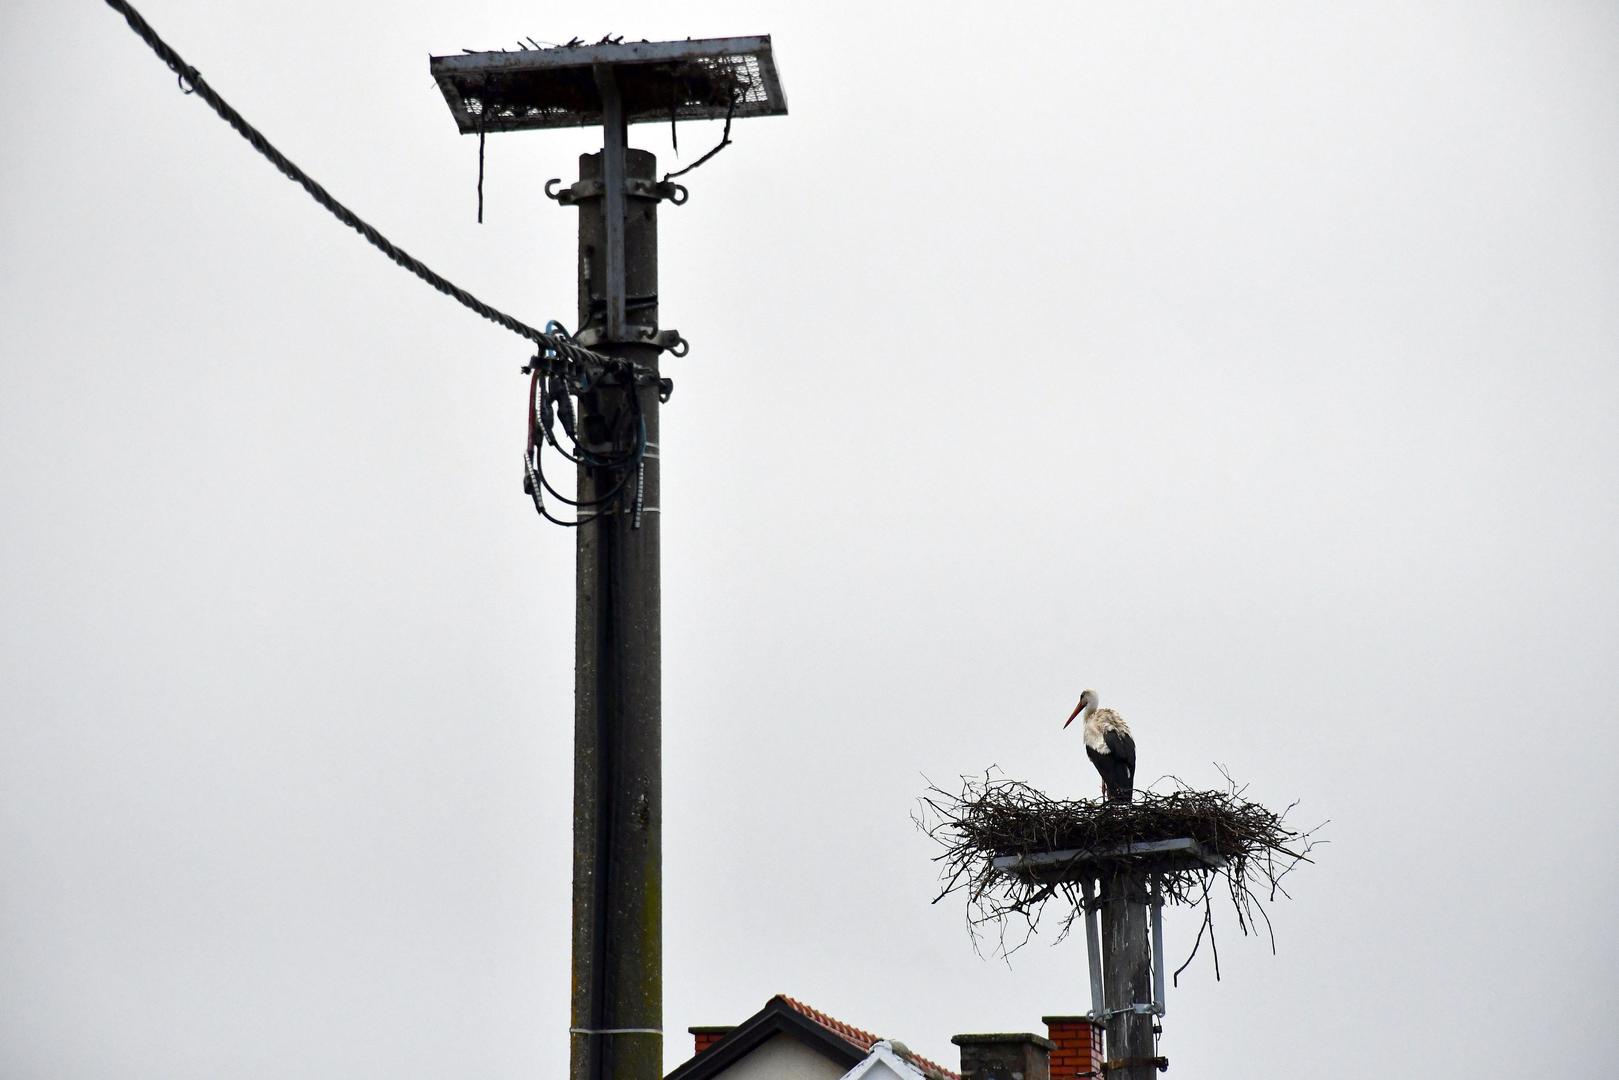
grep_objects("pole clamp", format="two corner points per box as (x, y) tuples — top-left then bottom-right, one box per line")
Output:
(545, 177), (688, 205)
(1101, 1057), (1169, 1074)
(575, 325), (689, 356)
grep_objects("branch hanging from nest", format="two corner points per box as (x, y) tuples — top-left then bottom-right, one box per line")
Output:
(663, 94), (736, 182)
(914, 768), (1325, 975)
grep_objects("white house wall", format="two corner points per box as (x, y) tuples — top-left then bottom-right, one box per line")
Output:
(837, 1056), (920, 1080)
(836, 1043), (929, 1080)
(717, 1034), (850, 1080)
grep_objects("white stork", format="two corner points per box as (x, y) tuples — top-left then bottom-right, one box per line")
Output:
(1064, 689), (1136, 802)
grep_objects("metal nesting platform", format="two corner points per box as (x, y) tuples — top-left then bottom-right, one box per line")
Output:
(991, 837), (1227, 884)
(429, 36), (788, 134)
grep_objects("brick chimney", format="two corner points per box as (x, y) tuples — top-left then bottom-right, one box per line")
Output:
(688, 1026), (734, 1055)
(951, 1032), (1054, 1080)
(1042, 1016), (1103, 1080)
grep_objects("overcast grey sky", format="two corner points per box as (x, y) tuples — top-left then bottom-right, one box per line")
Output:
(4, 2), (1618, 1077)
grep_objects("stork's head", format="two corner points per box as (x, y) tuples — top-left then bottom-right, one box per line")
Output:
(1064, 689), (1097, 728)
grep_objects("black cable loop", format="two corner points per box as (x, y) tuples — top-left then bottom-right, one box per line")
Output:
(530, 381), (646, 507)
(537, 410), (635, 470)
(525, 359), (648, 523)
(533, 326), (642, 472)
(525, 446), (608, 528)
(536, 378), (644, 471)
(532, 443), (636, 508)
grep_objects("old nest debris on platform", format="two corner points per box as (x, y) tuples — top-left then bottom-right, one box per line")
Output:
(464, 58), (749, 129)
(915, 770), (1325, 974)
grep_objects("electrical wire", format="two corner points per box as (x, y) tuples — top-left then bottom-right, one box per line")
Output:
(100, 0), (642, 390)
(102, 0), (673, 532)
(531, 381), (643, 507)
(524, 324), (650, 527)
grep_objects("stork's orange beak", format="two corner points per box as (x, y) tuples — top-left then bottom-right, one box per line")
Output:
(1064, 701), (1083, 728)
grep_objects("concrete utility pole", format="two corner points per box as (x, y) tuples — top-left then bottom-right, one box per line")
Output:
(428, 38), (787, 1080)
(567, 113), (664, 1080)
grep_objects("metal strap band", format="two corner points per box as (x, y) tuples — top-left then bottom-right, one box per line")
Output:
(569, 1028), (663, 1036)
(1101, 1056), (1168, 1074)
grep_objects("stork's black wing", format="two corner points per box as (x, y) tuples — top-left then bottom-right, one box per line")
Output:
(1086, 740), (1134, 802)
(1103, 729), (1136, 790)
(1102, 729), (1135, 769)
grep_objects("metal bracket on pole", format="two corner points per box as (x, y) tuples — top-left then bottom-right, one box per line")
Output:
(1149, 874), (1166, 1019)
(545, 177), (689, 206)
(1081, 877), (1105, 1024)
(593, 64), (628, 341)
(575, 325), (688, 355)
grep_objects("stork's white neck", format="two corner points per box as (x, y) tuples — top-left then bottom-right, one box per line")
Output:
(1081, 712), (1109, 753)
(1076, 693), (1100, 732)
(1081, 703), (1128, 754)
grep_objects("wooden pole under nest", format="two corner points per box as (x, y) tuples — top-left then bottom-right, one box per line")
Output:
(1099, 867), (1158, 1080)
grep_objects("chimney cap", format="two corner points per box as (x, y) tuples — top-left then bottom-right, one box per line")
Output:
(950, 1032), (1056, 1050)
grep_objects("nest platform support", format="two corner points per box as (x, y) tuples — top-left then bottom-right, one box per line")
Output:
(1012, 851), (1176, 1077)
(1101, 867), (1158, 1079)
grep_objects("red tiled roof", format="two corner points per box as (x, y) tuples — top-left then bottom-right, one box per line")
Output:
(775, 995), (960, 1080)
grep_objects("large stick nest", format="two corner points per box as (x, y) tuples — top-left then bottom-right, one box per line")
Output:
(916, 770), (1325, 977)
